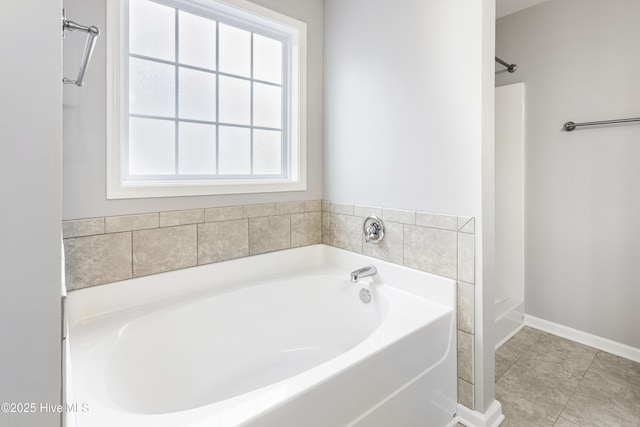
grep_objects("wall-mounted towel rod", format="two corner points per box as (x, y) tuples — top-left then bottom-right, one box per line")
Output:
(62, 10), (100, 87)
(495, 56), (518, 73)
(563, 117), (640, 132)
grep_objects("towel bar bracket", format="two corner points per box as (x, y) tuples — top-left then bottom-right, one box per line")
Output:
(62, 9), (100, 87)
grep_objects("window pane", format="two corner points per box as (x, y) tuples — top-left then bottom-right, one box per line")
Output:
(129, 117), (175, 175)
(219, 76), (250, 125)
(253, 83), (282, 128)
(179, 68), (215, 121)
(218, 23), (251, 77)
(179, 11), (216, 70)
(179, 123), (216, 174)
(253, 130), (281, 174)
(253, 34), (282, 84)
(129, 57), (175, 117)
(129, 0), (175, 61)
(219, 126), (250, 174)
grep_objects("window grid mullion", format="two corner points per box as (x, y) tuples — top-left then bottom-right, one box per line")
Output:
(129, 113), (282, 132)
(174, 9), (180, 176)
(128, 53), (283, 88)
(250, 32), (254, 175)
(215, 20), (220, 176)
(281, 42), (286, 177)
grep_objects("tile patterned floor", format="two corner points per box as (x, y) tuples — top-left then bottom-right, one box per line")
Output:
(493, 327), (640, 426)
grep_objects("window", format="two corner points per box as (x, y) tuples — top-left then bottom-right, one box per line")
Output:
(107, 0), (306, 198)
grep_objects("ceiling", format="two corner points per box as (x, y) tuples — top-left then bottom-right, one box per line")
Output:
(496, 0), (550, 18)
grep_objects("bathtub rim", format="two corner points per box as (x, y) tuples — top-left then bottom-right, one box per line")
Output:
(67, 244), (454, 326)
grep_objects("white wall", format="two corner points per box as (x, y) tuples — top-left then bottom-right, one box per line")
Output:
(496, 0), (549, 19)
(0, 1), (63, 426)
(323, 0), (483, 217)
(497, 0), (640, 349)
(63, 0), (323, 220)
(324, 0), (496, 413)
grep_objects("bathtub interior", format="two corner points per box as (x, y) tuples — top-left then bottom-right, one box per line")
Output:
(66, 244), (457, 427)
(106, 274), (390, 414)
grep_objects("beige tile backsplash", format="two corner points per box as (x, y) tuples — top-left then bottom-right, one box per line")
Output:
(105, 212), (159, 233)
(204, 205), (244, 222)
(354, 204), (383, 218)
(275, 201), (306, 215)
(291, 212), (322, 248)
(63, 202), (323, 290)
(132, 225), (197, 277)
(249, 215), (291, 255)
(458, 330), (475, 383)
(243, 203), (276, 218)
(62, 198), (476, 409)
(416, 211), (458, 231)
(382, 207), (416, 225)
(403, 225), (457, 279)
(64, 232), (132, 290)
(329, 214), (362, 253)
(159, 209), (204, 227)
(62, 217), (105, 238)
(459, 378), (475, 409)
(197, 219), (249, 265)
(457, 281), (475, 334)
(362, 220), (404, 265)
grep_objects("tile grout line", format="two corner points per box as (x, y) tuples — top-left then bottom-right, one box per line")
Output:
(496, 332), (544, 384)
(494, 340), (548, 423)
(552, 350), (600, 425)
(130, 231), (134, 278)
(402, 224), (405, 266)
(196, 222), (200, 266)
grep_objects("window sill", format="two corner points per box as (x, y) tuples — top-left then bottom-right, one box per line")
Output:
(107, 178), (306, 199)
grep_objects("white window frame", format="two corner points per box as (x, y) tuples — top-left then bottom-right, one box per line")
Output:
(106, 0), (307, 199)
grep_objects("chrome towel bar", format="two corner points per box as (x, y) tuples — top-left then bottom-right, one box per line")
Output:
(63, 10), (100, 87)
(563, 117), (640, 132)
(495, 56), (518, 73)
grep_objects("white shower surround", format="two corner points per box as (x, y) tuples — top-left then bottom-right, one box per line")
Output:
(494, 83), (525, 348)
(66, 245), (457, 427)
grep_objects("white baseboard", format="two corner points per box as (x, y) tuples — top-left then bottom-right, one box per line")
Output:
(457, 400), (504, 427)
(525, 315), (640, 363)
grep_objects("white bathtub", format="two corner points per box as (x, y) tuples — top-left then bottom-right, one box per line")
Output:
(66, 244), (457, 427)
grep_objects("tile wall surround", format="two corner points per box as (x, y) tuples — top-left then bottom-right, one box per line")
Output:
(322, 200), (477, 409)
(62, 198), (476, 409)
(62, 201), (322, 291)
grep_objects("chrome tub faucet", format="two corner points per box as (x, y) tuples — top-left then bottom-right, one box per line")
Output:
(350, 265), (377, 283)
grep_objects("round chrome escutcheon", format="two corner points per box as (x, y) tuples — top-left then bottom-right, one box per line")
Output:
(359, 288), (371, 303)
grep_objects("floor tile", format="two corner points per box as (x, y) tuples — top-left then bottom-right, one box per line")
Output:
(495, 328), (640, 427)
(516, 326), (546, 345)
(588, 351), (640, 388)
(496, 326), (544, 363)
(561, 365), (640, 427)
(553, 416), (581, 426)
(495, 354), (513, 380)
(536, 333), (597, 363)
(497, 345), (581, 418)
(519, 335), (596, 380)
(496, 385), (556, 427)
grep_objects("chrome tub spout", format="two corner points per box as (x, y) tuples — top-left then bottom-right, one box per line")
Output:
(350, 265), (377, 283)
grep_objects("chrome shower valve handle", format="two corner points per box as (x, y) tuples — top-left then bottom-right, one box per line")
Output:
(363, 216), (385, 244)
